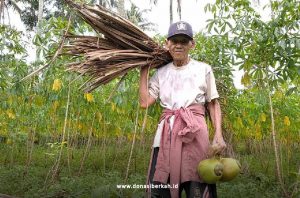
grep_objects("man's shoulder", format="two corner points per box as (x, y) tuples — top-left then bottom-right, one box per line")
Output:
(156, 62), (173, 72)
(190, 59), (213, 72)
(190, 59), (211, 67)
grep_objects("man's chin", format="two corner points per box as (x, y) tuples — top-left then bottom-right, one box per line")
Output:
(172, 57), (186, 61)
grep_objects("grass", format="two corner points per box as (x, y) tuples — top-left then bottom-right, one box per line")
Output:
(0, 139), (299, 198)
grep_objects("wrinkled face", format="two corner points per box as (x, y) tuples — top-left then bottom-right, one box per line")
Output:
(165, 35), (195, 62)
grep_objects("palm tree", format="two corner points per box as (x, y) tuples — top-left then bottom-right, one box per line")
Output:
(98, 0), (117, 9)
(150, 0), (182, 25)
(126, 3), (154, 31)
(98, 0), (125, 18)
(37, 0), (43, 28)
(177, 0), (181, 21)
(0, 0), (4, 22)
(0, 0), (22, 24)
(98, 0), (151, 30)
(36, 0), (44, 61)
(117, 0), (125, 18)
(169, 0), (173, 24)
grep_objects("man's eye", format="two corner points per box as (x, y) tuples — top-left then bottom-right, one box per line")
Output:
(181, 40), (189, 44)
(172, 40), (189, 44)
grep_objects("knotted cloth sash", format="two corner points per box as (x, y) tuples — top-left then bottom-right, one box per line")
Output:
(151, 104), (210, 198)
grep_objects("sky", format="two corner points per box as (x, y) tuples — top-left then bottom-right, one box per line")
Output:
(128, 0), (214, 36)
(5, 0), (271, 89)
(129, 0), (270, 36)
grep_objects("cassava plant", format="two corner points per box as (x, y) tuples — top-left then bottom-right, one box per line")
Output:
(205, 0), (299, 197)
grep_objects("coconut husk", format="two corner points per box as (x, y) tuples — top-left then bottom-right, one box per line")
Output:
(63, 0), (172, 92)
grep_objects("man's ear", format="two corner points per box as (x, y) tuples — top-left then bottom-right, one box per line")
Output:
(191, 40), (196, 49)
(164, 39), (169, 50)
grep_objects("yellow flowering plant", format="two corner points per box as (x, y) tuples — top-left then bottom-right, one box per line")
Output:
(52, 79), (62, 91)
(84, 93), (94, 103)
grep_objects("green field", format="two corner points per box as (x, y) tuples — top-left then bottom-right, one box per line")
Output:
(1, 138), (299, 198)
(1, 0), (299, 197)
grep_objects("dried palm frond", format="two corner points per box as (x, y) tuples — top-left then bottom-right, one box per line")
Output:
(63, 0), (172, 92)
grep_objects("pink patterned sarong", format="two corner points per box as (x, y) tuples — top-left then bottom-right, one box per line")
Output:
(146, 104), (210, 198)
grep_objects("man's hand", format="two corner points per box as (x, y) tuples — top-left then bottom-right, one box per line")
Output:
(210, 135), (226, 156)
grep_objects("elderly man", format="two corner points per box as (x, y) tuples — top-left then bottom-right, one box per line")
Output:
(140, 21), (226, 198)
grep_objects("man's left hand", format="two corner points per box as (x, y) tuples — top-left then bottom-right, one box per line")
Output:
(211, 135), (226, 155)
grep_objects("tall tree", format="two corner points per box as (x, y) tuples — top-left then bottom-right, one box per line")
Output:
(36, 0), (44, 61)
(98, 0), (117, 9)
(150, 0), (182, 25)
(126, 3), (154, 31)
(37, 0), (43, 28)
(169, 0), (173, 24)
(0, 0), (22, 24)
(117, 0), (125, 18)
(0, 0), (4, 22)
(177, 0), (181, 21)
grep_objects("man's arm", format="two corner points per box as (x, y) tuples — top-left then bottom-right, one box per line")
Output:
(207, 99), (226, 153)
(139, 66), (156, 109)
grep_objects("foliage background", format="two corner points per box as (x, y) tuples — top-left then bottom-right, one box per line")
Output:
(0, 0), (299, 197)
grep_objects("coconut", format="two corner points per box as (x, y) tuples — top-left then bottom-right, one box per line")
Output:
(197, 158), (224, 184)
(219, 158), (241, 182)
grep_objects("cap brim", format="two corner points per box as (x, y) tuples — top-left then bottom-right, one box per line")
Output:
(167, 34), (193, 40)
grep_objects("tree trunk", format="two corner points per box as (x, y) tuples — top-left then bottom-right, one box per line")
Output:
(117, 0), (126, 18)
(125, 103), (140, 183)
(37, 0), (44, 28)
(267, 83), (289, 198)
(169, 0), (173, 25)
(177, 0), (181, 20)
(36, 0), (44, 61)
(78, 113), (95, 174)
(0, 0), (4, 22)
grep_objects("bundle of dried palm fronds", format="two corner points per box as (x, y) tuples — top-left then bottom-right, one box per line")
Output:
(62, 0), (172, 92)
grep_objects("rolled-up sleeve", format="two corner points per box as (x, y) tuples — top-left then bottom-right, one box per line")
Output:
(205, 67), (219, 102)
(149, 70), (159, 100)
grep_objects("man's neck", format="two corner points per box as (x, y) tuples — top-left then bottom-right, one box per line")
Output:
(173, 57), (190, 67)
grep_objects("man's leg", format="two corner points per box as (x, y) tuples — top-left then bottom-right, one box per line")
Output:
(149, 147), (171, 198)
(180, 181), (217, 198)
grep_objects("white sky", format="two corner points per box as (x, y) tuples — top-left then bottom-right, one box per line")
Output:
(128, 0), (214, 36)
(129, 0), (270, 36)
(5, 0), (271, 89)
